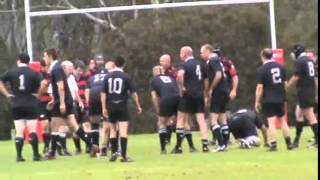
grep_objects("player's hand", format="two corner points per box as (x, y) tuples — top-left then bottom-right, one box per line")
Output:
(102, 108), (108, 118)
(60, 103), (66, 114)
(136, 106), (142, 114)
(255, 102), (261, 113)
(229, 90), (237, 100)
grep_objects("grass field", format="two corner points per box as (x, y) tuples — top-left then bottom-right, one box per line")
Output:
(0, 129), (317, 180)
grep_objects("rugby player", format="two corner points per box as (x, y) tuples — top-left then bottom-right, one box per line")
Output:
(228, 109), (268, 149)
(172, 46), (209, 154)
(43, 49), (89, 160)
(150, 65), (180, 154)
(255, 48), (293, 151)
(200, 44), (230, 152)
(0, 53), (42, 162)
(287, 45), (318, 148)
(101, 56), (142, 162)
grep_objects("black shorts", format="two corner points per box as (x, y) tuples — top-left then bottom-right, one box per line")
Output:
(74, 103), (89, 123)
(51, 101), (74, 117)
(159, 96), (180, 117)
(108, 102), (129, 123)
(262, 103), (285, 118)
(38, 102), (51, 121)
(298, 91), (316, 109)
(11, 106), (38, 120)
(89, 98), (102, 116)
(178, 95), (204, 114)
(210, 91), (229, 113)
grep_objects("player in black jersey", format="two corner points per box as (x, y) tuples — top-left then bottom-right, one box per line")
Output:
(43, 48), (89, 160)
(255, 48), (293, 151)
(228, 109), (268, 149)
(287, 45), (318, 148)
(172, 46), (209, 154)
(0, 53), (42, 162)
(101, 56), (142, 162)
(86, 65), (108, 157)
(200, 44), (230, 152)
(150, 65), (180, 154)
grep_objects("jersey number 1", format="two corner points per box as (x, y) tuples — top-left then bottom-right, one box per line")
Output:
(108, 78), (123, 94)
(19, 75), (25, 90)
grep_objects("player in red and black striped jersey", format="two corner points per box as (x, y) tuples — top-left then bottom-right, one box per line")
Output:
(39, 60), (53, 154)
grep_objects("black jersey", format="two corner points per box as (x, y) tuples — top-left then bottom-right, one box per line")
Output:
(0, 65), (41, 107)
(229, 109), (263, 138)
(87, 69), (108, 102)
(294, 55), (316, 93)
(178, 58), (207, 97)
(207, 57), (229, 93)
(257, 60), (286, 103)
(50, 62), (73, 104)
(150, 75), (179, 99)
(102, 69), (136, 104)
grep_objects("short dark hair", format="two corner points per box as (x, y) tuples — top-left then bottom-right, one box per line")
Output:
(74, 60), (86, 70)
(40, 59), (46, 67)
(45, 48), (57, 60)
(18, 53), (30, 64)
(114, 56), (125, 67)
(292, 44), (305, 58)
(261, 48), (273, 59)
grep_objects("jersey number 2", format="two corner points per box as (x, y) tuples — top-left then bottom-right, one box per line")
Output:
(271, 68), (282, 84)
(108, 78), (123, 94)
(19, 75), (25, 90)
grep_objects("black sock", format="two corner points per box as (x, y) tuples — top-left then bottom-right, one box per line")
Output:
(91, 123), (100, 146)
(15, 137), (24, 158)
(284, 136), (292, 147)
(73, 137), (81, 151)
(212, 125), (223, 146)
(43, 133), (51, 149)
(221, 124), (230, 146)
(159, 128), (167, 151)
(76, 127), (91, 148)
(110, 138), (118, 154)
(175, 128), (184, 149)
(295, 121), (304, 142)
(311, 124), (318, 143)
(202, 139), (209, 148)
(86, 133), (92, 150)
(166, 125), (173, 143)
(29, 133), (39, 156)
(185, 130), (195, 148)
(50, 134), (59, 156)
(270, 141), (277, 148)
(120, 137), (128, 159)
(211, 125), (217, 142)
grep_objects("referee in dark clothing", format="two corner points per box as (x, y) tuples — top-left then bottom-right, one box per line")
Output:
(287, 45), (318, 148)
(255, 48), (293, 151)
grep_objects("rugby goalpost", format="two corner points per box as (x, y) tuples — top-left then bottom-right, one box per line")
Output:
(24, 0), (277, 60)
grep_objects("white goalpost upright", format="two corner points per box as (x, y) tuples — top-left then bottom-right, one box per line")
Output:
(24, 0), (277, 60)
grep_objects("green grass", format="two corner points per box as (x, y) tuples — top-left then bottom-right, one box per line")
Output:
(0, 129), (317, 180)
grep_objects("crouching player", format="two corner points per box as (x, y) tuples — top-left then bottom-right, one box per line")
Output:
(150, 65), (180, 154)
(228, 109), (268, 149)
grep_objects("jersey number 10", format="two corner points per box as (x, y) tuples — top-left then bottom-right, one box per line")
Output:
(108, 78), (123, 94)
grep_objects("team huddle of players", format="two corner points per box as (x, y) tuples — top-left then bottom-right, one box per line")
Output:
(0, 44), (317, 163)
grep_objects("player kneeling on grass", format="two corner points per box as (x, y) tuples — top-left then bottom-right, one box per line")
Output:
(255, 48), (293, 152)
(101, 56), (142, 162)
(0, 53), (42, 162)
(228, 109), (268, 149)
(150, 65), (180, 154)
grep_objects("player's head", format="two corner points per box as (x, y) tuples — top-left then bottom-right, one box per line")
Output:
(105, 61), (115, 72)
(74, 60), (86, 77)
(159, 54), (171, 70)
(17, 53), (30, 64)
(61, 60), (74, 76)
(153, 65), (164, 76)
(40, 59), (48, 73)
(94, 53), (105, 68)
(291, 44), (305, 60)
(180, 46), (193, 61)
(306, 48), (317, 63)
(114, 56), (125, 68)
(260, 48), (273, 62)
(89, 59), (96, 71)
(200, 44), (214, 61)
(44, 48), (57, 66)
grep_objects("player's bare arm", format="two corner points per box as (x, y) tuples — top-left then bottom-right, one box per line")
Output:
(57, 80), (66, 114)
(255, 84), (263, 112)
(0, 80), (13, 98)
(131, 92), (142, 114)
(101, 92), (108, 117)
(151, 91), (159, 114)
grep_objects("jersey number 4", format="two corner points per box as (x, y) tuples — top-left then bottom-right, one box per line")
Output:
(196, 65), (202, 80)
(271, 68), (282, 84)
(108, 78), (123, 94)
